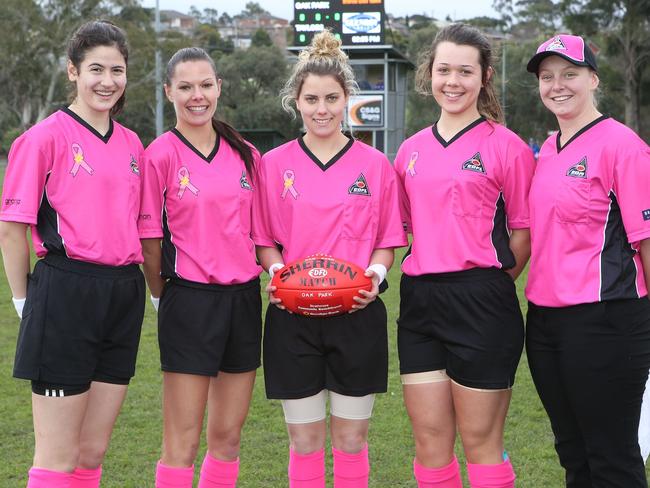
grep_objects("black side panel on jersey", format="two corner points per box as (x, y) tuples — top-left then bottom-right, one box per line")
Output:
(36, 183), (65, 256)
(160, 206), (178, 280)
(491, 193), (515, 269)
(601, 192), (639, 301)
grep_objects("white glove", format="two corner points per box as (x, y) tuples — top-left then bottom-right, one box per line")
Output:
(268, 263), (285, 279)
(12, 297), (26, 319)
(150, 295), (160, 312)
(366, 263), (387, 285)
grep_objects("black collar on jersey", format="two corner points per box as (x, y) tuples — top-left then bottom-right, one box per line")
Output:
(171, 128), (220, 163)
(432, 116), (486, 148)
(555, 115), (610, 153)
(61, 107), (114, 143)
(298, 134), (354, 171)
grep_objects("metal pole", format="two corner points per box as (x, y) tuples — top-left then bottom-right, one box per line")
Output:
(155, 0), (163, 136)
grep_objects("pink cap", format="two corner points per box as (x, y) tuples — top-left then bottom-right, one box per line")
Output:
(527, 34), (597, 74)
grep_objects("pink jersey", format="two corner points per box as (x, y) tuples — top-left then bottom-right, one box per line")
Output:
(138, 129), (261, 284)
(394, 118), (534, 275)
(252, 137), (407, 267)
(0, 109), (144, 265)
(526, 116), (650, 306)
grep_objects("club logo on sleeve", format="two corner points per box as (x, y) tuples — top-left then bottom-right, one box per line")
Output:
(348, 173), (371, 196)
(407, 151), (419, 177)
(281, 169), (299, 200)
(177, 166), (199, 199)
(240, 171), (252, 191)
(462, 152), (486, 174)
(129, 154), (140, 176)
(70, 143), (94, 177)
(566, 157), (587, 178)
(643, 209), (650, 221)
(546, 36), (567, 52)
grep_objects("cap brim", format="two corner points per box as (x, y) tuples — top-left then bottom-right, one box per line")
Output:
(527, 51), (592, 74)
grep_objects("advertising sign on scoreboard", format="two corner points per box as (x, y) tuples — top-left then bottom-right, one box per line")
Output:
(294, 0), (386, 46)
(347, 95), (384, 127)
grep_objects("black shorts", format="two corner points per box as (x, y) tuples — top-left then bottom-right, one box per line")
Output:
(13, 254), (145, 385)
(263, 299), (388, 399)
(158, 277), (262, 376)
(397, 267), (524, 389)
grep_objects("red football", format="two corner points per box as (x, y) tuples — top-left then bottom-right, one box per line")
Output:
(271, 254), (372, 317)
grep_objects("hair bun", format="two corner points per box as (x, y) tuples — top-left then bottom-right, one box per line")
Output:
(299, 30), (348, 63)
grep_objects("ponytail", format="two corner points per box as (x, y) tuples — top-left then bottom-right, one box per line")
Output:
(212, 119), (256, 180)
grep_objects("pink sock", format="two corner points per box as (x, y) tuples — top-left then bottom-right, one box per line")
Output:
(466, 458), (515, 488)
(332, 444), (370, 488)
(288, 448), (325, 488)
(71, 466), (102, 488)
(155, 461), (194, 488)
(413, 457), (462, 488)
(198, 452), (239, 487)
(27, 467), (72, 488)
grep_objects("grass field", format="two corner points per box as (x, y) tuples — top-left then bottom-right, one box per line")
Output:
(0, 246), (648, 486)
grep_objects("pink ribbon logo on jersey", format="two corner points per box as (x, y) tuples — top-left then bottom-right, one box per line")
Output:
(178, 167), (199, 199)
(70, 143), (94, 176)
(407, 152), (419, 176)
(281, 170), (299, 199)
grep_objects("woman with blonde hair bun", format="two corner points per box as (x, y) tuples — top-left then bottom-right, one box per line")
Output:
(253, 30), (407, 487)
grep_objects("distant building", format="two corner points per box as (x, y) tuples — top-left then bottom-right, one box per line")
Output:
(219, 14), (290, 50)
(160, 10), (197, 34)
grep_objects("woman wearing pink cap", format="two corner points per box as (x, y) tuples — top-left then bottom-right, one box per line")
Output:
(526, 34), (650, 487)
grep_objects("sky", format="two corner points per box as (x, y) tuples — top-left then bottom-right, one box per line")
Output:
(140, 0), (499, 21)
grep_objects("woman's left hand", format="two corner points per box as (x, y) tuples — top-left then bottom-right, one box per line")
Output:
(349, 268), (380, 313)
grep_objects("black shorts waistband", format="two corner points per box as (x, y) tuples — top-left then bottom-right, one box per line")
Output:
(169, 276), (260, 292)
(405, 267), (509, 283)
(43, 253), (141, 278)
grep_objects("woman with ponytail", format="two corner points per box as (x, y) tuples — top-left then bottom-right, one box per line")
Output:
(393, 24), (534, 488)
(138, 47), (262, 488)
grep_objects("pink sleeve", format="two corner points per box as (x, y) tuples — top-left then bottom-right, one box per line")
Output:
(251, 157), (276, 247)
(375, 157), (408, 249)
(393, 144), (412, 234)
(137, 149), (166, 239)
(501, 139), (535, 230)
(613, 145), (650, 243)
(0, 131), (52, 224)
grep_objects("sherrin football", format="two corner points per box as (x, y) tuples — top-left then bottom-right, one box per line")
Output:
(271, 254), (372, 317)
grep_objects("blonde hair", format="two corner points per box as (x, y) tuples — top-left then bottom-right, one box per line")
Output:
(281, 30), (358, 118)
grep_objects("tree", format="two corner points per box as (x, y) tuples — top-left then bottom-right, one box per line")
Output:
(492, 0), (650, 137)
(404, 24), (439, 136)
(242, 2), (269, 17)
(561, 0), (650, 133)
(0, 0), (114, 131)
(217, 45), (300, 138)
(251, 28), (272, 47)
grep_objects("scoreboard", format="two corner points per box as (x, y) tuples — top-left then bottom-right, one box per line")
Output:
(294, 0), (386, 46)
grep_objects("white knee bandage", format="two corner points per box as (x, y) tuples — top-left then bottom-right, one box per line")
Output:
(282, 390), (327, 424)
(401, 370), (450, 385)
(329, 392), (375, 420)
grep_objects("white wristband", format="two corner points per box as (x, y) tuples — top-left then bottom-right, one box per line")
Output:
(12, 297), (26, 319)
(150, 295), (160, 312)
(268, 262), (285, 279)
(366, 264), (387, 285)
